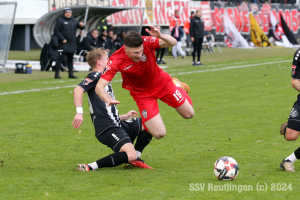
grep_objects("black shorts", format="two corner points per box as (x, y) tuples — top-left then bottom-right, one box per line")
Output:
(96, 117), (142, 152)
(120, 117), (142, 143)
(287, 100), (300, 132)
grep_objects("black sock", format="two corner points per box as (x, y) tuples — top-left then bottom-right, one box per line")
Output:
(134, 130), (153, 154)
(294, 147), (300, 160)
(96, 152), (128, 168)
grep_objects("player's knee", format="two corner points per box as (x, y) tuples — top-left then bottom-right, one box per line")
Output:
(152, 130), (166, 140)
(285, 129), (299, 141)
(182, 109), (194, 119)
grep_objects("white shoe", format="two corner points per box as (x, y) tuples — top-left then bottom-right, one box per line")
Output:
(280, 159), (295, 172)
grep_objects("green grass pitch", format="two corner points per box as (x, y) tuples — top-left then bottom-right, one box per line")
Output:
(1, 47), (300, 199)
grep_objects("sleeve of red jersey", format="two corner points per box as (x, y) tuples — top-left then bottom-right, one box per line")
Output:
(101, 58), (118, 82)
(143, 36), (160, 50)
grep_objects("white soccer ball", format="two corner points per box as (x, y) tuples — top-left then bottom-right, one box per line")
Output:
(214, 156), (239, 180)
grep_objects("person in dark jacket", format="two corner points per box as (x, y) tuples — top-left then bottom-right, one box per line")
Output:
(98, 34), (110, 53)
(171, 21), (185, 59)
(77, 29), (99, 55)
(190, 10), (204, 66)
(106, 30), (114, 54)
(119, 31), (125, 47)
(49, 34), (60, 75)
(54, 7), (84, 79)
(112, 33), (122, 51)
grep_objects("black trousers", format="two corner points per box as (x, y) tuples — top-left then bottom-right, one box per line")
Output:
(59, 52), (74, 72)
(156, 48), (166, 61)
(192, 38), (203, 62)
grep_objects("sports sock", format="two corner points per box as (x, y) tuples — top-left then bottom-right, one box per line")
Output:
(286, 152), (298, 163)
(90, 152), (128, 169)
(294, 147), (300, 160)
(136, 151), (142, 158)
(134, 130), (153, 156)
(88, 162), (97, 170)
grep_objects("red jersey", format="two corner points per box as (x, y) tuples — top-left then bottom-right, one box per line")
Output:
(101, 36), (170, 92)
(169, 15), (182, 32)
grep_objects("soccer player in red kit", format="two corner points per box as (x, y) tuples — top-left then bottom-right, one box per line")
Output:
(95, 26), (194, 139)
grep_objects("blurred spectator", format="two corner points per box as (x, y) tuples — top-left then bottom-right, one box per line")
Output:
(49, 34), (60, 76)
(112, 33), (122, 51)
(54, 7), (84, 79)
(171, 21), (185, 59)
(183, 11), (195, 56)
(155, 26), (167, 64)
(190, 10), (204, 66)
(98, 34), (110, 53)
(119, 31), (125, 46)
(107, 30), (114, 53)
(77, 29), (99, 55)
(169, 10), (182, 32)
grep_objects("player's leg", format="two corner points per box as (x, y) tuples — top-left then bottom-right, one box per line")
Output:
(121, 118), (153, 169)
(175, 98), (194, 119)
(159, 80), (194, 119)
(77, 128), (137, 171)
(279, 103), (300, 171)
(120, 118), (153, 158)
(134, 128), (153, 157)
(144, 113), (166, 139)
(132, 96), (166, 140)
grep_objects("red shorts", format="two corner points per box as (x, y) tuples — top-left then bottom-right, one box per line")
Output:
(130, 77), (193, 130)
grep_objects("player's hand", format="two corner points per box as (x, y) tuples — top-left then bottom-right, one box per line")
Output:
(145, 25), (162, 38)
(72, 114), (83, 129)
(79, 22), (84, 27)
(191, 37), (194, 42)
(62, 39), (67, 44)
(107, 100), (121, 107)
(124, 110), (138, 120)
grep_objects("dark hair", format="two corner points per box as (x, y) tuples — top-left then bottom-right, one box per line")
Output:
(123, 31), (143, 48)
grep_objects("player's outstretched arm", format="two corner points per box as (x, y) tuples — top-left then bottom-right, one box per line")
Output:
(145, 25), (177, 48)
(119, 110), (138, 121)
(72, 86), (84, 129)
(292, 78), (300, 92)
(95, 78), (121, 107)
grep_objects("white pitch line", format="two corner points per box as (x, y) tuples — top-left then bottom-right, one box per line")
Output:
(169, 59), (290, 76)
(0, 59), (291, 96)
(0, 79), (123, 96)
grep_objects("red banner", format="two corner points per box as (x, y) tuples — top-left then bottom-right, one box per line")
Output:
(108, 0), (300, 37)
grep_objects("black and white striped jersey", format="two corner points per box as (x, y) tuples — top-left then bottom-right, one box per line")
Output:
(292, 48), (300, 79)
(78, 71), (121, 136)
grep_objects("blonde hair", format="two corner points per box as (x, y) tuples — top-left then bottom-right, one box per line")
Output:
(86, 47), (107, 69)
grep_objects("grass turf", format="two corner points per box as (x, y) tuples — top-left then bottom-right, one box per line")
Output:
(1, 47), (300, 199)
